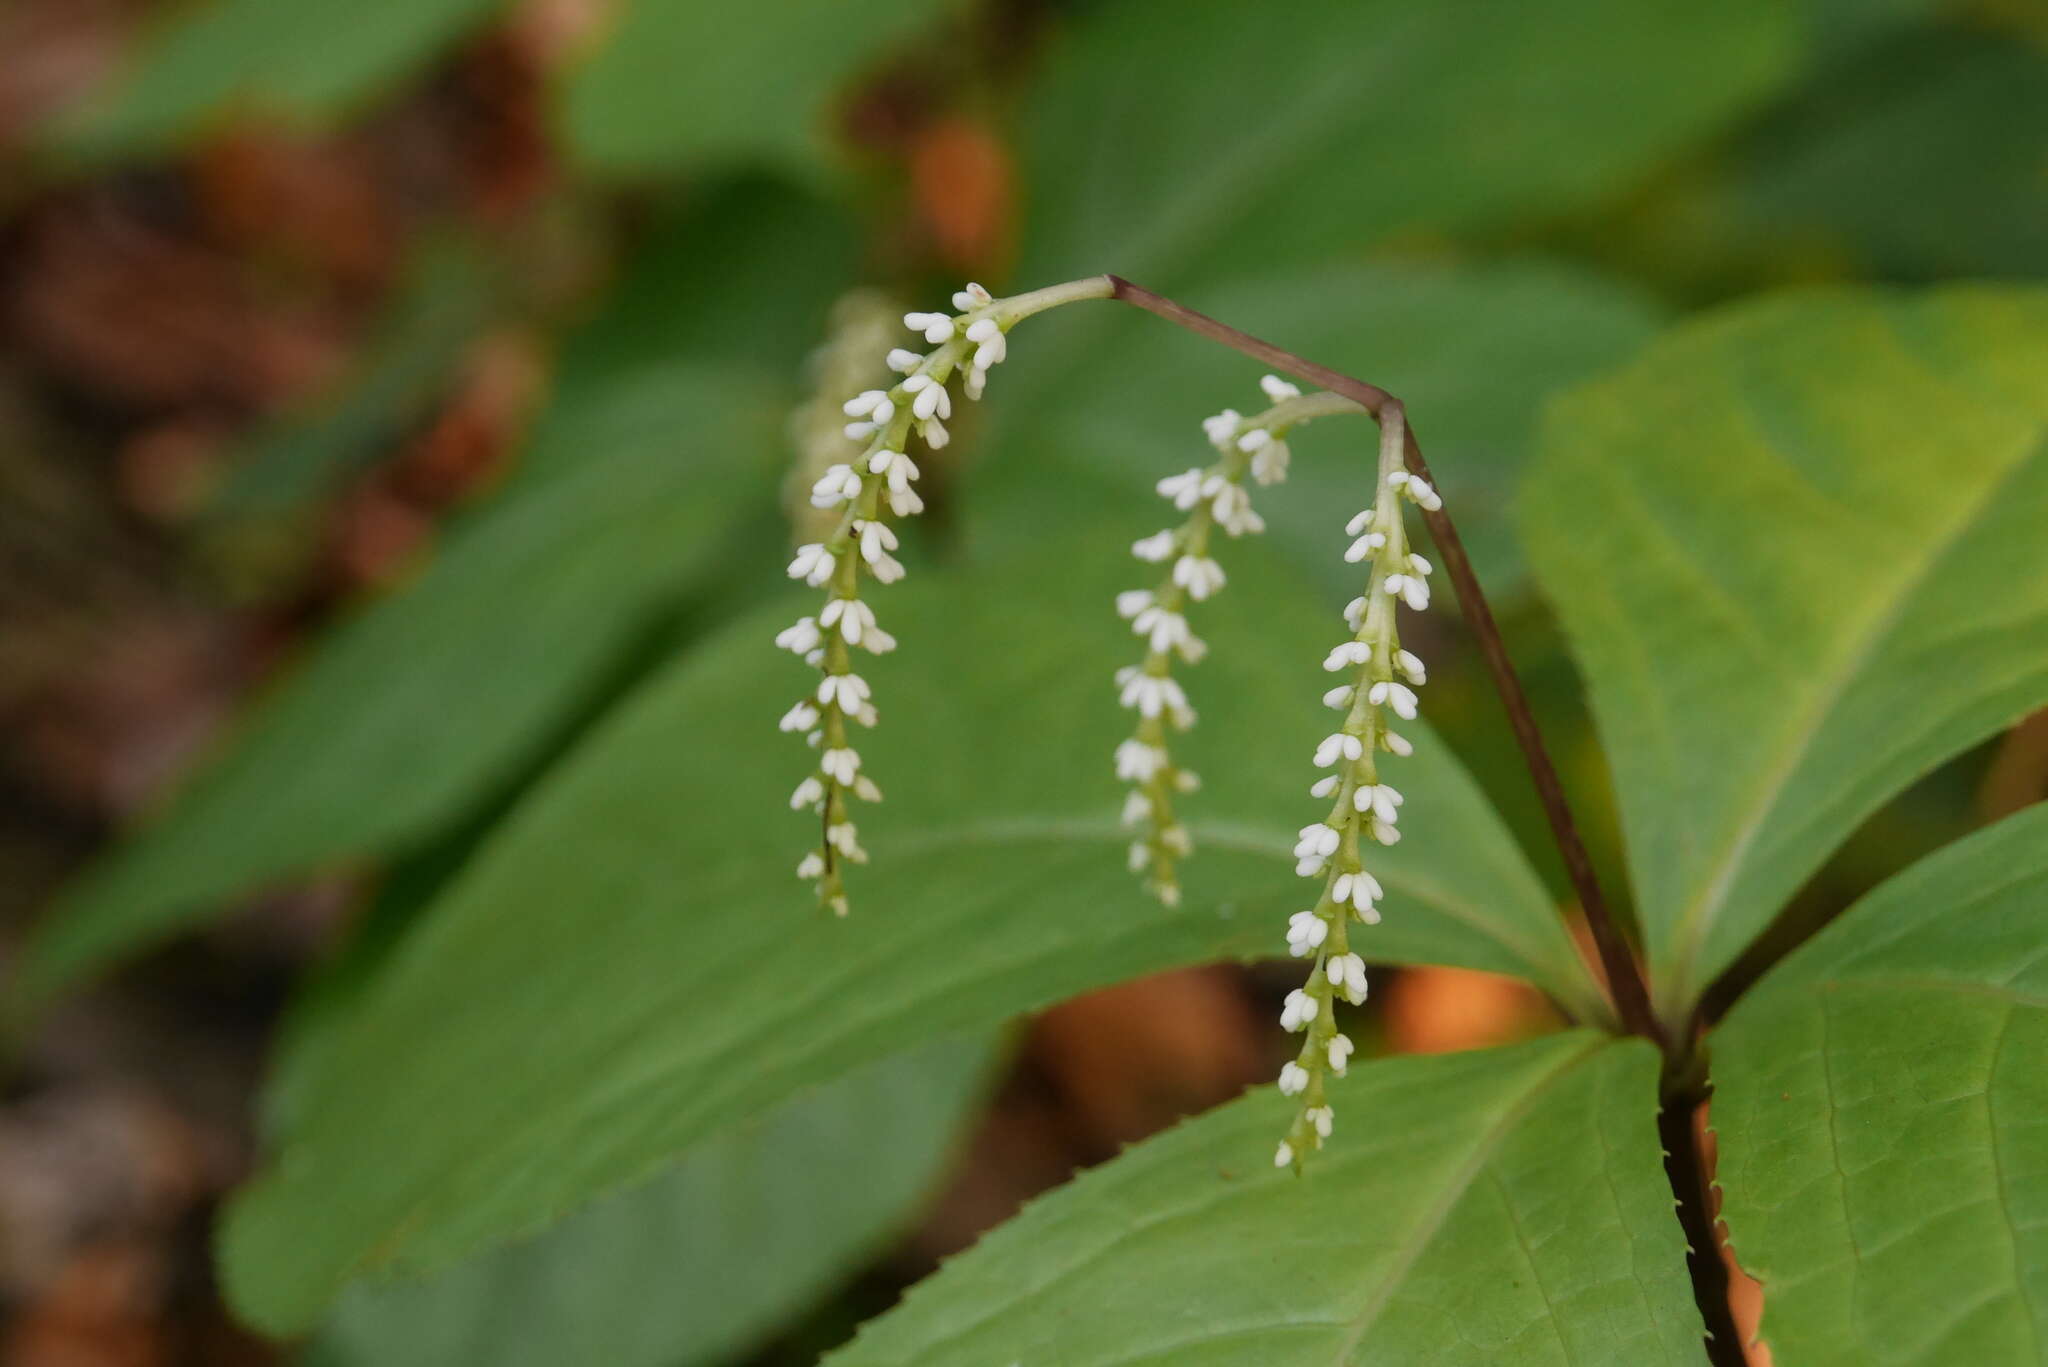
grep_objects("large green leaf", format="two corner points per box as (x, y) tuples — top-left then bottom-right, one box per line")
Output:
(12, 364), (787, 1011)
(266, 835), (1000, 1367)
(219, 523), (1596, 1332)
(1711, 804), (2048, 1365)
(558, 0), (952, 177)
(1016, 0), (1795, 291)
(980, 259), (1662, 592)
(316, 1033), (997, 1367)
(831, 1033), (1701, 1365)
(48, 0), (505, 161)
(1521, 285), (2048, 1016)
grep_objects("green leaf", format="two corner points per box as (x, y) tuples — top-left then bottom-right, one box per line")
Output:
(1521, 285), (2048, 1014)
(48, 0), (505, 161)
(262, 849), (997, 1367)
(981, 259), (1663, 592)
(1017, 0), (1796, 290)
(270, 842), (999, 1367)
(558, 0), (952, 177)
(1711, 804), (2048, 1365)
(316, 1033), (998, 1367)
(551, 175), (863, 398)
(12, 363), (787, 1011)
(1799, 0), (1942, 57)
(830, 1033), (1701, 1365)
(1731, 27), (2048, 279)
(218, 527), (1595, 1333)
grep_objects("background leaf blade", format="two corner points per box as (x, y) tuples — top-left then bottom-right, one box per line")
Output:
(50, 0), (507, 161)
(558, 0), (952, 177)
(1017, 0), (1796, 291)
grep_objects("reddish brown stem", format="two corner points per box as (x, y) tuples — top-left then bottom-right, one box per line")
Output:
(1105, 275), (1664, 1048)
(1660, 1091), (1748, 1367)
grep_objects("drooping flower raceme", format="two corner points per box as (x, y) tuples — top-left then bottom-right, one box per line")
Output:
(1113, 381), (1371, 906)
(1272, 405), (1440, 1171)
(1113, 376), (1299, 904)
(779, 277), (1113, 915)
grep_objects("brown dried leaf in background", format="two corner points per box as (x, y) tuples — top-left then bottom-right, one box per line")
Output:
(902, 1079), (1076, 1267)
(1028, 965), (1265, 1155)
(12, 612), (244, 820)
(5, 193), (346, 413)
(116, 418), (234, 527)
(0, 1086), (208, 1298)
(0, 0), (139, 156)
(439, 29), (556, 221)
(324, 480), (436, 593)
(392, 328), (546, 507)
(1979, 706), (2048, 821)
(3, 1241), (166, 1367)
(191, 129), (398, 286)
(509, 0), (616, 65)
(1381, 964), (1560, 1056)
(909, 116), (1013, 274)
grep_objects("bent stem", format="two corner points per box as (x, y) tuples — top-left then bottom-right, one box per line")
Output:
(1095, 274), (1663, 1050)
(1066, 273), (1741, 1352)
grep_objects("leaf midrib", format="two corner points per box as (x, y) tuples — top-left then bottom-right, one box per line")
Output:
(1327, 1036), (1611, 1363)
(1658, 427), (2046, 1008)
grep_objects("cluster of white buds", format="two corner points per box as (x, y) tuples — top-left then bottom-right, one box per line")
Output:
(781, 278), (1112, 915)
(1273, 405), (1438, 1172)
(1114, 375), (1340, 905)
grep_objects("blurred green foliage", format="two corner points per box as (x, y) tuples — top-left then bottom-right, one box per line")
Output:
(559, 0), (958, 177)
(14, 0), (2048, 1362)
(52, 0), (505, 160)
(315, 1033), (1000, 1367)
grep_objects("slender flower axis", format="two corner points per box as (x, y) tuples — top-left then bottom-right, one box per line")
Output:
(1273, 404), (1436, 1170)
(777, 280), (1106, 915)
(1112, 377), (1327, 905)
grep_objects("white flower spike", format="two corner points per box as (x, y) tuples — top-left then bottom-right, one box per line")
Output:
(1274, 403), (1432, 1171)
(1111, 375), (1373, 908)
(780, 280), (1105, 915)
